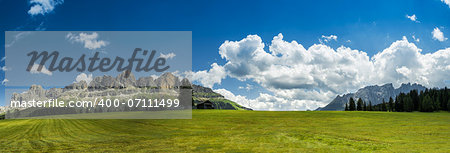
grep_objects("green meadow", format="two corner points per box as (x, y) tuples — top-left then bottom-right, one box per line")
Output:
(0, 110), (448, 152)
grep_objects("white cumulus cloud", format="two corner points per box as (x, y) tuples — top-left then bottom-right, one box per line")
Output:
(320, 35), (337, 43)
(75, 73), (93, 84)
(194, 33), (450, 110)
(442, 0), (450, 8)
(432, 27), (447, 42)
(66, 32), (109, 50)
(28, 0), (64, 16)
(29, 63), (52, 76)
(159, 52), (176, 59)
(1, 79), (9, 85)
(412, 35), (420, 42)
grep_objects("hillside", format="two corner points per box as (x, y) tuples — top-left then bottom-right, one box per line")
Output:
(319, 83), (426, 111)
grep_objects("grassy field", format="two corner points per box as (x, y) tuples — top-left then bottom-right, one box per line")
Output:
(0, 110), (448, 152)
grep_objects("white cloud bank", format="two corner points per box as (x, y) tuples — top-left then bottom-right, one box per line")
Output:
(66, 32), (109, 50)
(28, 0), (64, 16)
(432, 27), (447, 42)
(190, 33), (450, 110)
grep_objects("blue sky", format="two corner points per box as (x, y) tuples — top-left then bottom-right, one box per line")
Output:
(1, 0), (449, 110)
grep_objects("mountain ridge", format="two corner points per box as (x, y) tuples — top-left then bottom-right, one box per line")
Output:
(318, 83), (427, 111)
(7, 71), (251, 112)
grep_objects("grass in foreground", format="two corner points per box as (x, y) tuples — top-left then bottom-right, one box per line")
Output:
(0, 110), (448, 152)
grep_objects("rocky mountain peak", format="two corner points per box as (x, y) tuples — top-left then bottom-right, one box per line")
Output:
(29, 84), (43, 90)
(397, 83), (425, 93)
